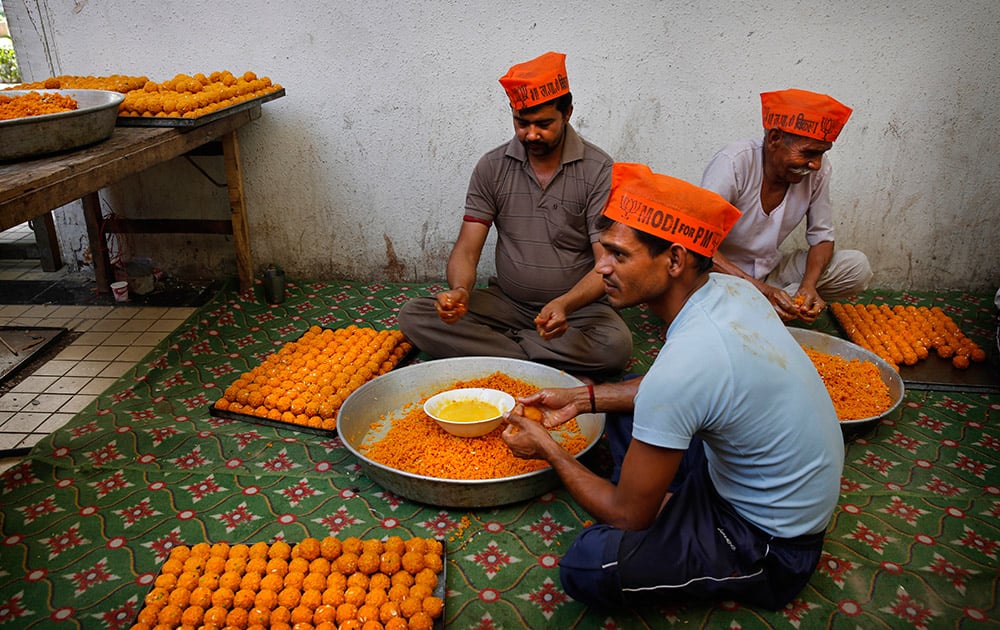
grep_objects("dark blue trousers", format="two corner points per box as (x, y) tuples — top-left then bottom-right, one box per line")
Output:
(560, 412), (825, 611)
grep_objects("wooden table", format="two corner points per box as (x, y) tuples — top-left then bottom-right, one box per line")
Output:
(0, 105), (260, 293)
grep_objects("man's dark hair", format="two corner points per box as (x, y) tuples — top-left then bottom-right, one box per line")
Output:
(596, 215), (714, 273)
(517, 92), (573, 116)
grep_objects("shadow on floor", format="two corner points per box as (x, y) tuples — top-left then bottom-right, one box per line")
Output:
(0, 275), (222, 307)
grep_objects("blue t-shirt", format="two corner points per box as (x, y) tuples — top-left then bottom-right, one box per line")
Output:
(633, 274), (844, 537)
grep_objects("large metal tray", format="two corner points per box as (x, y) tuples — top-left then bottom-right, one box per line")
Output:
(116, 88), (284, 128)
(337, 357), (606, 508)
(789, 328), (905, 438)
(0, 89), (125, 162)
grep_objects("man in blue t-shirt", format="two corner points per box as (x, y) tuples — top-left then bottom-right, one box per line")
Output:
(503, 163), (845, 610)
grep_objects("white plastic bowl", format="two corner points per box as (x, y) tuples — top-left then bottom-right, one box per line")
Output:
(423, 387), (515, 438)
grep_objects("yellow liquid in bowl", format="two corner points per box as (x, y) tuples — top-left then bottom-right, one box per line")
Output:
(436, 400), (501, 423)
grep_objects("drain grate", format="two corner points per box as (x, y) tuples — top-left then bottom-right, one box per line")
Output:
(0, 326), (69, 385)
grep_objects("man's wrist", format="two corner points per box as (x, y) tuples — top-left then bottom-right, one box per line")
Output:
(578, 384), (596, 415)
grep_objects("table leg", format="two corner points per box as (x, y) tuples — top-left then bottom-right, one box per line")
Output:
(28, 212), (63, 272)
(221, 130), (253, 292)
(82, 192), (113, 293)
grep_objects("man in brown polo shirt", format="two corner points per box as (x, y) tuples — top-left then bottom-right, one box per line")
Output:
(398, 51), (632, 378)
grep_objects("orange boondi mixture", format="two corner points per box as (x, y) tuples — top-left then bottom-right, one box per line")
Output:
(803, 346), (893, 421)
(363, 372), (589, 480)
(0, 91), (78, 120)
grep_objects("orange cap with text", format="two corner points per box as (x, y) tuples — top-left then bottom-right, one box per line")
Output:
(499, 51), (570, 111)
(760, 88), (853, 142)
(602, 163), (741, 258)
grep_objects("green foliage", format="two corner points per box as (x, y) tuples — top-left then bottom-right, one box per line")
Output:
(0, 43), (20, 84)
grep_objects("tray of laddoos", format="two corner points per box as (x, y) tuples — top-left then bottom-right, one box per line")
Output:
(829, 302), (996, 393)
(8, 70), (284, 128)
(130, 535), (445, 630)
(211, 325), (413, 436)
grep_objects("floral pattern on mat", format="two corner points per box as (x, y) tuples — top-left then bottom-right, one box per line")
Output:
(1, 279), (997, 629)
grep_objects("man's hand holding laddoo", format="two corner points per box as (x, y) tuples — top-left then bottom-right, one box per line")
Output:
(516, 388), (583, 429)
(434, 287), (469, 324)
(533, 302), (569, 340)
(793, 289), (825, 323)
(502, 403), (561, 460)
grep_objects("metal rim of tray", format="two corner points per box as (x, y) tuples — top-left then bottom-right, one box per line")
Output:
(0, 89), (125, 127)
(0, 89), (125, 161)
(115, 88), (285, 127)
(788, 327), (905, 435)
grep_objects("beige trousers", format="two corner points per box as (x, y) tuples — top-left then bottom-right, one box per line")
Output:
(766, 249), (872, 300)
(397, 281), (633, 378)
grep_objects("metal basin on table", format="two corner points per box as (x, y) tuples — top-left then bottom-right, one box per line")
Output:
(337, 356), (605, 508)
(1, 89), (126, 162)
(789, 328), (905, 437)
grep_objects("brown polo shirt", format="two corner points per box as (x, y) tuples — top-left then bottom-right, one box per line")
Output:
(463, 124), (613, 305)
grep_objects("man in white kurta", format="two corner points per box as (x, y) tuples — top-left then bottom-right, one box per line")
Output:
(701, 89), (871, 323)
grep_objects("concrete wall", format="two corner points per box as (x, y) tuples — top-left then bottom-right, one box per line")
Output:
(7, 0), (999, 291)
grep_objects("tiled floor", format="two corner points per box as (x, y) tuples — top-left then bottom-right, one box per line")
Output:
(0, 220), (35, 254)
(0, 229), (197, 472)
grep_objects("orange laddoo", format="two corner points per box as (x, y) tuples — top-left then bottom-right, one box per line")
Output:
(336, 603), (359, 625)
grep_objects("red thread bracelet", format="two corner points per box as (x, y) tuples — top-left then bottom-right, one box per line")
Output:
(587, 383), (596, 414)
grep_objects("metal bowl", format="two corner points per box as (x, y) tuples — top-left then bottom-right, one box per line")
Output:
(337, 357), (605, 508)
(0, 89), (126, 162)
(788, 328), (905, 437)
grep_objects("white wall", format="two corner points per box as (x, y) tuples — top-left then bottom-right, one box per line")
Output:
(7, 1), (999, 291)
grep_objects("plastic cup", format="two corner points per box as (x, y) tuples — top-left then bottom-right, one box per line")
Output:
(110, 280), (129, 302)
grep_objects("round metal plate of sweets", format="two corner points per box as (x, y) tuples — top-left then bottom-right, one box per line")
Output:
(789, 328), (905, 437)
(337, 356), (605, 508)
(0, 89), (125, 162)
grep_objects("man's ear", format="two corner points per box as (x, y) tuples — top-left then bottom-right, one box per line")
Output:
(666, 243), (688, 277)
(764, 127), (783, 149)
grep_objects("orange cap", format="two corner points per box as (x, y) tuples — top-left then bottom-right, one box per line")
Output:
(498, 51), (570, 111)
(760, 88), (853, 142)
(602, 163), (741, 258)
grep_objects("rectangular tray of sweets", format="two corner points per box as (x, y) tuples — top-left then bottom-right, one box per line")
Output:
(210, 406), (337, 438)
(828, 302), (998, 393)
(132, 535), (445, 628)
(209, 325), (413, 436)
(116, 88), (284, 128)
